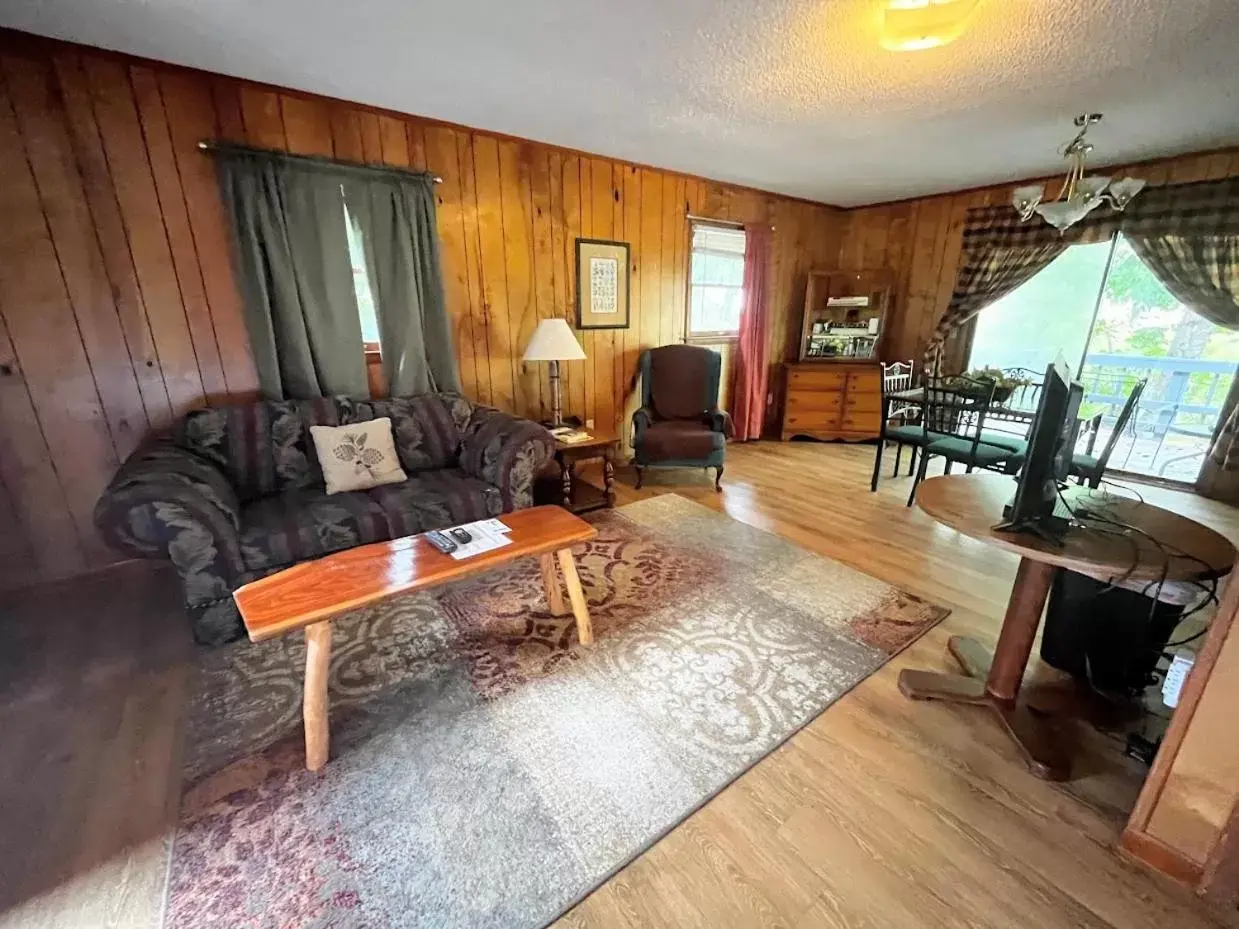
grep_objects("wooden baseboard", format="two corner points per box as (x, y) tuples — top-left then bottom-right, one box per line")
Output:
(1120, 827), (1204, 888)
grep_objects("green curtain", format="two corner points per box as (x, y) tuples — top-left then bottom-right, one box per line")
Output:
(345, 175), (460, 395)
(216, 153), (368, 399)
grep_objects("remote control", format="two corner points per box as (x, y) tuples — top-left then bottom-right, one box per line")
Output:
(449, 527), (472, 544)
(424, 530), (457, 554)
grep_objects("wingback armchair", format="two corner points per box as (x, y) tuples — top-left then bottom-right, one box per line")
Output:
(632, 344), (734, 491)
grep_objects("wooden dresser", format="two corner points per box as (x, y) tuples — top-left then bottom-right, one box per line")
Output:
(780, 361), (882, 442)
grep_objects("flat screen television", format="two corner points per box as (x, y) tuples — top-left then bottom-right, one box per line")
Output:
(995, 361), (1084, 542)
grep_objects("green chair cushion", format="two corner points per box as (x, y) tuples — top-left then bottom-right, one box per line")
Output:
(1071, 452), (1100, 474)
(978, 430), (1028, 454)
(925, 436), (1017, 467)
(887, 426), (951, 444)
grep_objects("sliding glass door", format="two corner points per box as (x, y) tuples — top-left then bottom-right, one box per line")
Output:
(968, 235), (1239, 484)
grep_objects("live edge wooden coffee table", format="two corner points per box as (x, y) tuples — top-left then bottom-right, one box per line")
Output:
(233, 505), (597, 771)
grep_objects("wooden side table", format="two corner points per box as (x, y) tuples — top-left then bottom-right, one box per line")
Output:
(550, 434), (617, 515)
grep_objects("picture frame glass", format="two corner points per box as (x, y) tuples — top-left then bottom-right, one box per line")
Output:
(576, 239), (630, 329)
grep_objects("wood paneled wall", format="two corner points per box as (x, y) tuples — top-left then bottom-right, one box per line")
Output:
(0, 31), (843, 590)
(837, 148), (1239, 369)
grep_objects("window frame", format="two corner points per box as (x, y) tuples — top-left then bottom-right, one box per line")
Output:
(685, 220), (747, 343)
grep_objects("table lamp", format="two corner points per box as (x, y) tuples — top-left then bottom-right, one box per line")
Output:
(522, 318), (586, 428)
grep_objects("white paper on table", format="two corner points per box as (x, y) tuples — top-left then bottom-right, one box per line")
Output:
(447, 519), (513, 560)
(471, 518), (511, 535)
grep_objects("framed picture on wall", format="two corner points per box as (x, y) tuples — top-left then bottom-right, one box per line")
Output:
(575, 238), (631, 330)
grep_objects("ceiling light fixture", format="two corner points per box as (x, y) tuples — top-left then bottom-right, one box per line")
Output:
(1012, 114), (1147, 232)
(879, 0), (982, 52)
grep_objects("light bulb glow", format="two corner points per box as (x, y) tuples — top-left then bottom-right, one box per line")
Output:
(880, 0), (982, 52)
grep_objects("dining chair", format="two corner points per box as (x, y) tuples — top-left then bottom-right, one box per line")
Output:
(1071, 378), (1147, 488)
(977, 367), (1044, 455)
(871, 359), (920, 491)
(907, 375), (1022, 507)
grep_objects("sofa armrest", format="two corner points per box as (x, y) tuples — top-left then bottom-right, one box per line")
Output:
(459, 407), (556, 510)
(94, 441), (247, 604)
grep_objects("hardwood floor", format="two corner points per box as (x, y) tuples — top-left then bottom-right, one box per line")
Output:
(2, 441), (1237, 928)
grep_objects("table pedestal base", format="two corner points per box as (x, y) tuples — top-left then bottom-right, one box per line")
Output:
(899, 635), (1075, 781)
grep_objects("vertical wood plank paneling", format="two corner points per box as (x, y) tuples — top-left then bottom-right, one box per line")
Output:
(328, 104), (364, 162)
(157, 69), (259, 397)
(424, 124), (477, 400)
(498, 140), (538, 419)
(238, 86), (285, 149)
(472, 134), (514, 412)
(357, 110), (383, 163)
(456, 129), (492, 406)
(639, 168), (664, 364)
(621, 166), (642, 416)
(279, 94), (334, 156)
(561, 155), (587, 422)
(52, 52), (173, 427)
(83, 54), (206, 415)
(546, 149), (577, 417)
(210, 78), (245, 142)
(377, 114), (409, 166)
(0, 310), (78, 580)
(0, 80), (115, 567)
(130, 65), (228, 401)
(659, 174), (681, 349)
(406, 121), (428, 172)
(668, 175), (689, 348)
(2, 53), (148, 458)
(529, 148), (557, 421)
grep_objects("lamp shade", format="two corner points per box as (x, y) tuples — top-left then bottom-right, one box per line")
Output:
(523, 318), (586, 362)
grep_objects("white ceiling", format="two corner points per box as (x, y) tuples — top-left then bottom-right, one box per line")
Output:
(6, 0), (1239, 206)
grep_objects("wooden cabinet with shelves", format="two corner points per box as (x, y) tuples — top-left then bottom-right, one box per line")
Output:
(780, 361), (882, 441)
(797, 269), (893, 362)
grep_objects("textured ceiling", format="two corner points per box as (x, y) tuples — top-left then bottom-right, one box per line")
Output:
(5, 0), (1238, 206)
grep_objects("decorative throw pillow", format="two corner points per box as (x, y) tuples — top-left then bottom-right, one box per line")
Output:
(310, 418), (408, 495)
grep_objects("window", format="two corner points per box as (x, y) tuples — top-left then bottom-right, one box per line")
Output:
(343, 202), (381, 349)
(969, 234), (1239, 483)
(687, 223), (746, 338)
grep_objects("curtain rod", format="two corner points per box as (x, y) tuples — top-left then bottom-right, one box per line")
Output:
(197, 140), (443, 184)
(686, 213), (774, 231)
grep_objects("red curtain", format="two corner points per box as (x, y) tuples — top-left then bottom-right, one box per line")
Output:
(731, 223), (770, 441)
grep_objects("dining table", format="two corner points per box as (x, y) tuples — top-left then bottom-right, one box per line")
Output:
(886, 386), (1037, 425)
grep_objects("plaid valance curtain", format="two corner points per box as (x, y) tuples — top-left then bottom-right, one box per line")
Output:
(928, 176), (1239, 362)
(929, 176), (1239, 482)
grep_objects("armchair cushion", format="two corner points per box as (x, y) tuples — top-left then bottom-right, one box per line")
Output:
(238, 489), (389, 572)
(639, 419), (725, 462)
(459, 405), (556, 509)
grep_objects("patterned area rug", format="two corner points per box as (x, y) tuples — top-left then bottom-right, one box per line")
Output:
(167, 495), (948, 928)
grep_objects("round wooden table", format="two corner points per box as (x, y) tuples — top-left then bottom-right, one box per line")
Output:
(901, 473), (1235, 780)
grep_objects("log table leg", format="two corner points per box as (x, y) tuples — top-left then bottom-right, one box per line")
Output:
(898, 558), (1073, 780)
(539, 552), (567, 616)
(556, 547), (594, 645)
(304, 619), (333, 772)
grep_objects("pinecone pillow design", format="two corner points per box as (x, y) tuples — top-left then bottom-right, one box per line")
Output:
(333, 432), (385, 477)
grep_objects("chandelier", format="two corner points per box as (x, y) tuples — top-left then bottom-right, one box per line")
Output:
(1012, 114), (1146, 231)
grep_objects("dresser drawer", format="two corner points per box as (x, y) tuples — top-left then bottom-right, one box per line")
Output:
(786, 391), (844, 414)
(839, 411), (881, 434)
(846, 370), (882, 393)
(843, 392), (883, 414)
(784, 411), (843, 431)
(788, 369), (848, 392)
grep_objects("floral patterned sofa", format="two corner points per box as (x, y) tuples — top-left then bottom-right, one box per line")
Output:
(94, 394), (555, 645)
